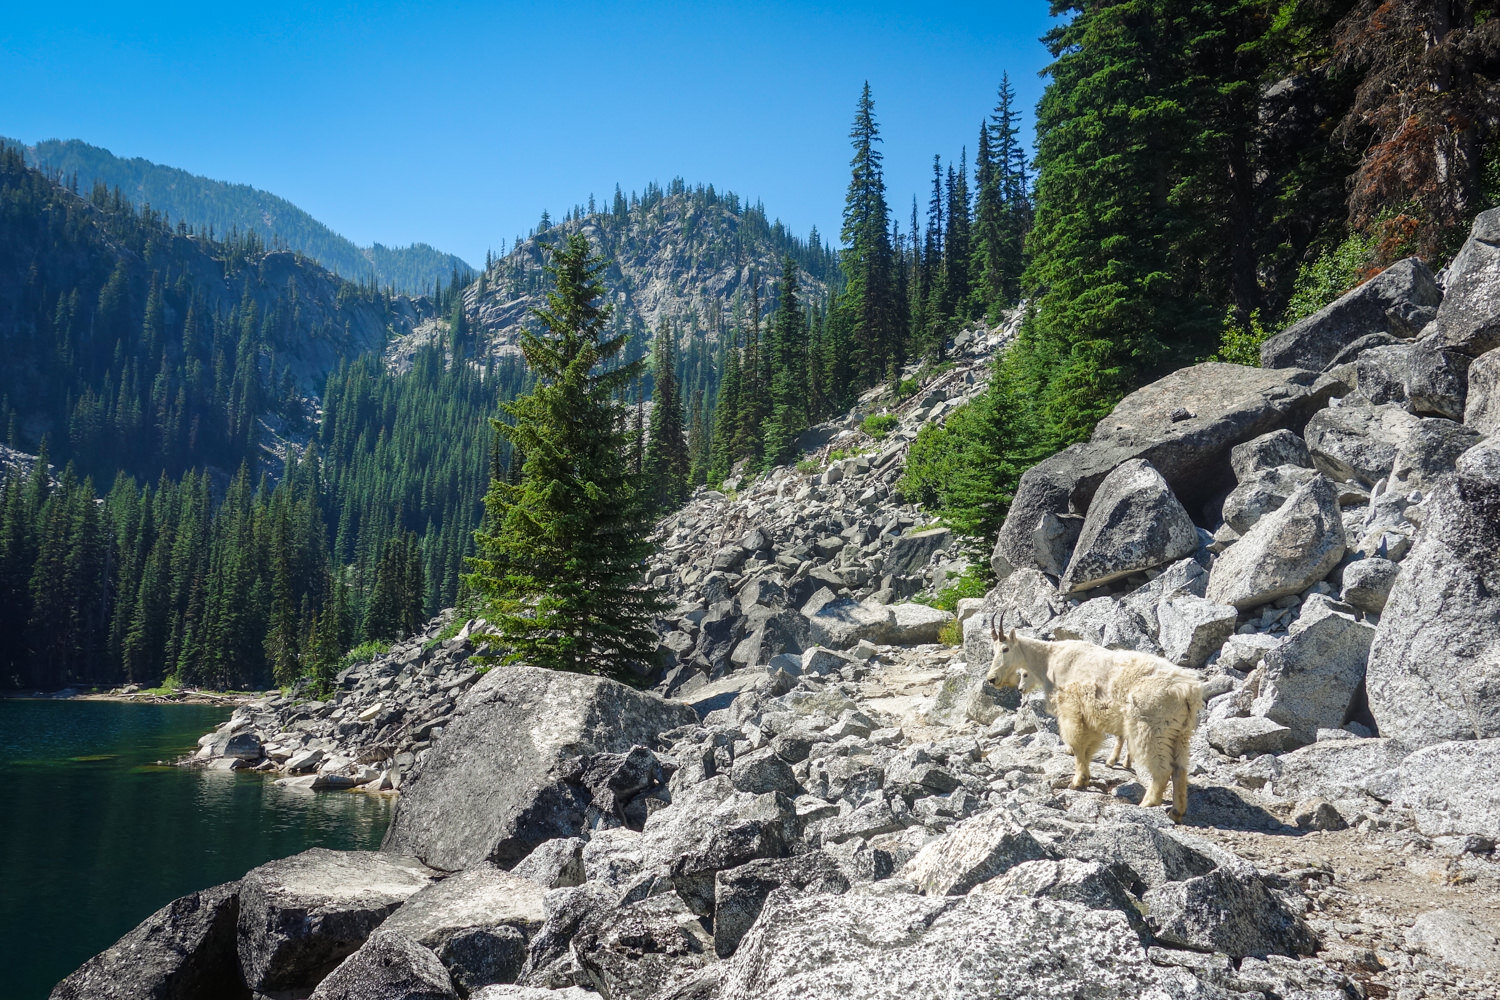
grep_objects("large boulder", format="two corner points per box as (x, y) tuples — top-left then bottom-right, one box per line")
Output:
(992, 364), (1336, 578)
(1339, 556), (1400, 614)
(899, 808), (1052, 896)
(570, 892), (716, 1000)
(639, 776), (799, 904)
(306, 929), (456, 1000)
(1156, 596), (1239, 669)
(1405, 337), (1471, 420)
(382, 664), (697, 871)
(885, 602), (953, 645)
(1390, 738), (1500, 839)
(1304, 402), (1479, 488)
(1260, 257), (1441, 370)
(1434, 206), (1500, 357)
(803, 598), (894, 649)
(1466, 346), (1500, 437)
(51, 881), (246, 1000)
(1221, 464), (1317, 534)
(1229, 429), (1313, 480)
(378, 864), (546, 991)
(714, 891), (1210, 1000)
(1366, 442), (1500, 746)
(1256, 738), (1411, 804)
(1051, 822), (1218, 891)
(1059, 459), (1199, 595)
(882, 527), (951, 580)
(1206, 476), (1345, 610)
(236, 849), (438, 998)
(972, 858), (1143, 934)
(1250, 602), (1375, 744)
(1141, 863), (1317, 959)
(713, 852), (850, 957)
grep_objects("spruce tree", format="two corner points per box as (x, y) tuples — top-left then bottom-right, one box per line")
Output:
(839, 83), (898, 385)
(466, 233), (665, 678)
(760, 256), (808, 466)
(643, 322), (689, 510)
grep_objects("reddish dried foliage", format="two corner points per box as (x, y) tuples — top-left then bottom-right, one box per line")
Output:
(1334, 0), (1500, 255)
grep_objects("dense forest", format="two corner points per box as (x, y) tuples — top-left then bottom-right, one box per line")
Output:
(3, 0), (1496, 691)
(7, 137), (475, 295)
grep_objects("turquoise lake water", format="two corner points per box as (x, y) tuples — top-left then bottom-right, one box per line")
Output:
(0, 698), (394, 1000)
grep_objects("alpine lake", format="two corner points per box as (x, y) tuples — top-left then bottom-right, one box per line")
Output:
(0, 697), (393, 1000)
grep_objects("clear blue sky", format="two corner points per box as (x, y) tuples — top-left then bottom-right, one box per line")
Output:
(2, 2), (1057, 266)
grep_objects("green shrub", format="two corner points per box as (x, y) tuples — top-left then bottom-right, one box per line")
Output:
(918, 565), (989, 612)
(862, 413), (899, 439)
(938, 617), (964, 647)
(1283, 229), (1377, 326)
(795, 458), (821, 475)
(895, 377), (920, 400)
(1211, 308), (1272, 367)
(335, 640), (390, 675)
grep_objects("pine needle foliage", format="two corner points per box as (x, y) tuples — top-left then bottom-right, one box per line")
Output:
(466, 234), (665, 679)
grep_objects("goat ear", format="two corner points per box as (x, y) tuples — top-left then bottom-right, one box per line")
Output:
(1007, 628), (1018, 644)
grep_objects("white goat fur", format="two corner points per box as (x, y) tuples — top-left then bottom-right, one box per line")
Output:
(987, 629), (1204, 821)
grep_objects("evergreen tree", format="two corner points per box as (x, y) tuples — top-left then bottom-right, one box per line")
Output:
(643, 322), (690, 510)
(760, 256), (808, 466)
(466, 233), (665, 678)
(838, 83), (899, 385)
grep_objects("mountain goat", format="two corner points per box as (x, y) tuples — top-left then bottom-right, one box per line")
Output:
(988, 621), (1203, 821)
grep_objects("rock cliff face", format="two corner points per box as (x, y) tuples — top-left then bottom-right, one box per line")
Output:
(66, 216), (1500, 1000)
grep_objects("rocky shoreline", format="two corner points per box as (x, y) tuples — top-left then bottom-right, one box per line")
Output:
(58, 214), (1500, 999)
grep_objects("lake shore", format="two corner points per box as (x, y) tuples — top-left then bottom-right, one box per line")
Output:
(1, 686), (258, 706)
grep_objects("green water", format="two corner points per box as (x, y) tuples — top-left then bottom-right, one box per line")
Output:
(0, 699), (394, 1000)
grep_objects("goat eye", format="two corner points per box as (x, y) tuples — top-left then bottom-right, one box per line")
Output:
(999, 644), (1009, 653)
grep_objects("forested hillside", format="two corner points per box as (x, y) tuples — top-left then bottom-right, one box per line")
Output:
(7, 137), (474, 295)
(0, 150), (519, 691)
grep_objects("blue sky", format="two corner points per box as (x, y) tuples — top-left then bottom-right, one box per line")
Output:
(2, 2), (1057, 266)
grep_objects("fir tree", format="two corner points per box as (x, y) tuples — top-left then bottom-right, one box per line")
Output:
(760, 256), (808, 466)
(466, 233), (665, 678)
(839, 83), (899, 385)
(643, 322), (690, 511)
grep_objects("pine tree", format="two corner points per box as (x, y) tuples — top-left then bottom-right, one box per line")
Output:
(466, 233), (665, 678)
(760, 256), (808, 466)
(643, 322), (689, 510)
(708, 340), (740, 484)
(839, 83), (899, 385)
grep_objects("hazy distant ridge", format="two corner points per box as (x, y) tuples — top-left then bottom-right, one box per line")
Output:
(4, 137), (473, 295)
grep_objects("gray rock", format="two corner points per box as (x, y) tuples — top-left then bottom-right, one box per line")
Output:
(51, 881), (245, 1000)
(800, 646), (854, 677)
(1390, 738), (1500, 839)
(713, 852), (850, 957)
(472, 988), (595, 1000)
(729, 749), (799, 796)
(973, 858), (1143, 934)
(1052, 822), (1217, 891)
(580, 827), (645, 888)
(1305, 402), (1479, 488)
(885, 602), (952, 645)
(382, 664), (696, 871)
(1206, 476), (1345, 610)
(1229, 429), (1313, 481)
(1250, 603), (1375, 744)
(1290, 798), (1348, 831)
(1466, 346), (1500, 436)
(992, 363), (1336, 579)
(1405, 338), (1471, 419)
(1156, 596), (1239, 669)
(221, 731), (262, 760)
(378, 864), (545, 991)
(1060, 459), (1199, 594)
(1349, 343), (1417, 405)
(1206, 716), (1301, 758)
(1434, 206), (1500, 357)
(1045, 597), (1159, 654)
(1366, 442), (1500, 746)
(1260, 737), (1411, 803)
(1339, 556), (1400, 614)
(1404, 907), (1500, 979)
(306, 929), (456, 1000)
(1260, 257), (1441, 370)
(1142, 863), (1317, 958)
(236, 848), (437, 997)
(882, 527), (951, 580)
(899, 808), (1052, 896)
(510, 838), (585, 889)
(1031, 511), (1084, 577)
(1221, 464), (1318, 534)
(570, 892), (716, 1000)
(640, 776), (798, 888)
(803, 597), (894, 649)
(715, 892), (1210, 1000)
(516, 881), (616, 989)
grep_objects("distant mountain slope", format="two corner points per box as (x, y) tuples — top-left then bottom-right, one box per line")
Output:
(5, 137), (473, 295)
(460, 181), (838, 360)
(0, 145), (426, 482)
